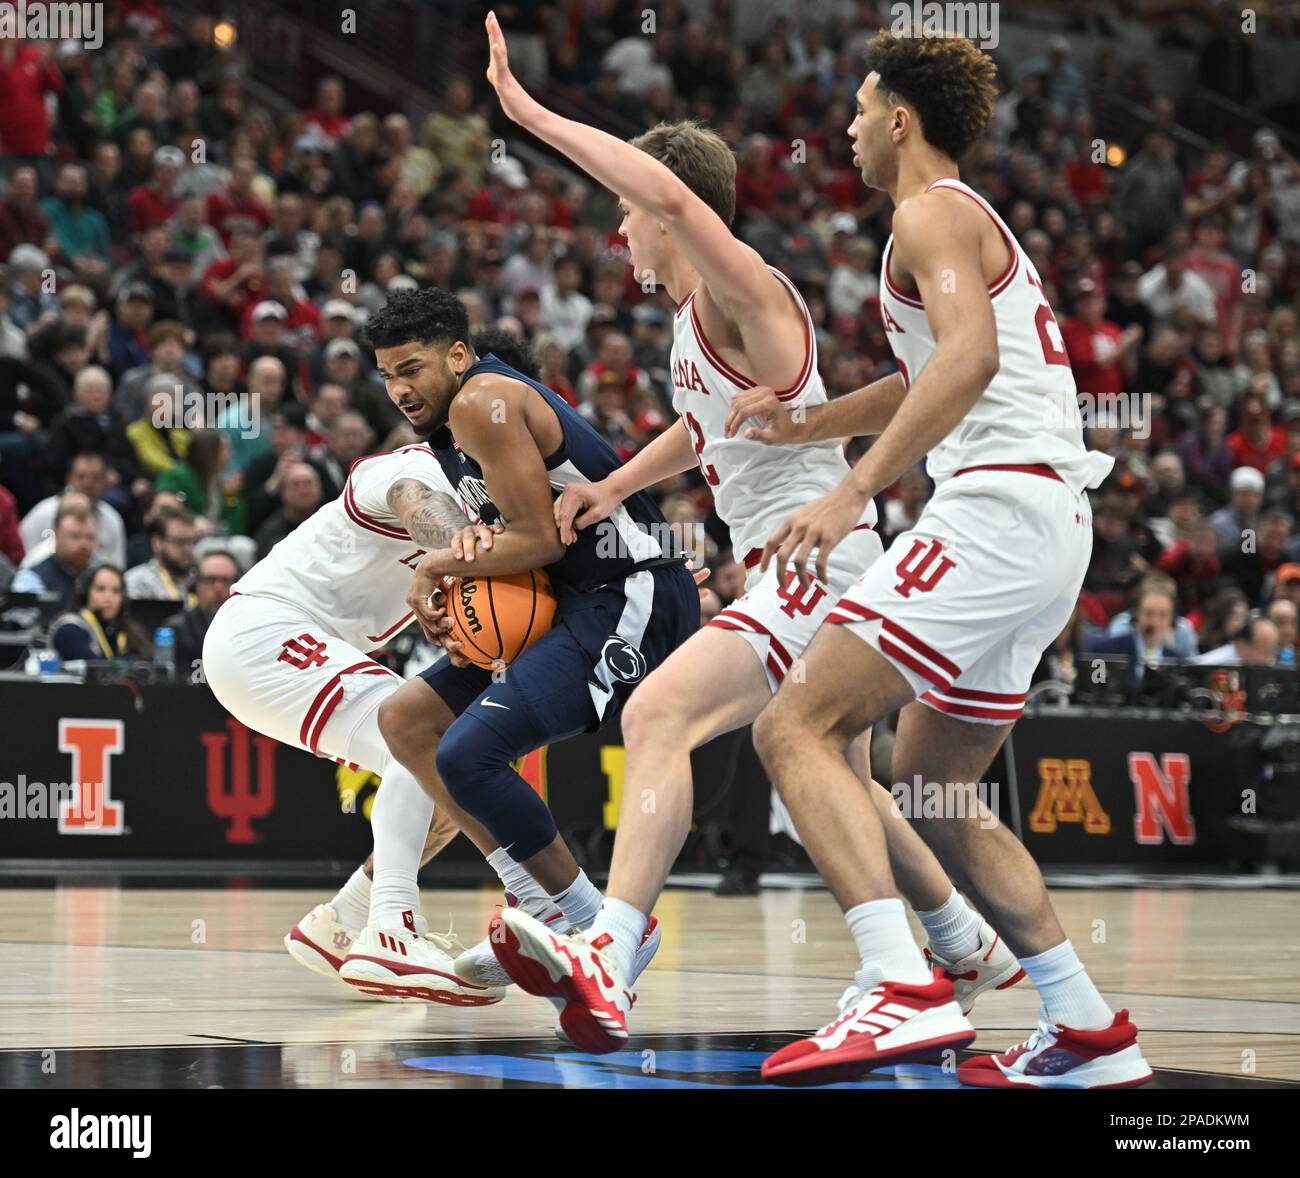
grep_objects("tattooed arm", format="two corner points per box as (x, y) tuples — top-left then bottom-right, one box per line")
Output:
(385, 478), (477, 549)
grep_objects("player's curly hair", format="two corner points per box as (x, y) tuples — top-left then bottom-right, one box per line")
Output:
(629, 120), (736, 226)
(864, 31), (999, 161)
(360, 287), (469, 352)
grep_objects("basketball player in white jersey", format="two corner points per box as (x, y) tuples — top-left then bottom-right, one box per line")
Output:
(203, 442), (561, 1005)
(479, 12), (1023, 1051)
(713, 33), (1150, 1087)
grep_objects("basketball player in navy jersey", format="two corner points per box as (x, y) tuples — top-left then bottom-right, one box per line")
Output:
(355, 288), (698, 1038)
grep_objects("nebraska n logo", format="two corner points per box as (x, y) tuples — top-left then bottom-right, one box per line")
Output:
(893, 538), (956, 598)
(1029, 758), (1111, 834)
(201, 718), (277, 843)
(1129, 752), (1195, 845)
(58, 718), (126, 835)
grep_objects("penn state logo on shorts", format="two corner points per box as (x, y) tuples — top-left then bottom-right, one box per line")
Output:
(600, 637), (647, 684)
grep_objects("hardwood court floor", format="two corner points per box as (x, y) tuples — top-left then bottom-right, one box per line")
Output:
(0, 883), (1296, 1088)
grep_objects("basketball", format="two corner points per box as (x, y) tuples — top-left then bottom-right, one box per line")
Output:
(444, 569), (557, 669)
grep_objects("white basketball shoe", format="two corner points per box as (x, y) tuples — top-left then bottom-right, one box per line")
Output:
(339, 911), (506, 1006)
(285, 904), (367, 989)
(923, 921), (1026, 1015)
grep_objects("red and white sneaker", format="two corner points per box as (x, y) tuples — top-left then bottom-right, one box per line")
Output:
(958, 1009), (1153, 1089)
(761, 969), (975, 1085)
(284, 904), (361, 985)
(924, 921), (1026, 1015)
(490, 907), (635, 1053)
(339, 912), (506, 1006)
(452, 892), (569, 989)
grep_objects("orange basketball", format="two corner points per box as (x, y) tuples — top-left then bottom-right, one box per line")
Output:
(444, 569), (557, 670)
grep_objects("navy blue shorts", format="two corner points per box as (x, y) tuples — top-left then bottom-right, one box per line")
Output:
(420, 562), (699, 747)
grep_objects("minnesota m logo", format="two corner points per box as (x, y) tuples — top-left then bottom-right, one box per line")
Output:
(1029, 758), (1111, 834)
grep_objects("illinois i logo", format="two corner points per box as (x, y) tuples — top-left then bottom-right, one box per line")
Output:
(1028, 758), (1111, 834)
(58, 718), (126, 835)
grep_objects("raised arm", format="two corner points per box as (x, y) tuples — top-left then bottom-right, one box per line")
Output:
(484, 12), (787, 325)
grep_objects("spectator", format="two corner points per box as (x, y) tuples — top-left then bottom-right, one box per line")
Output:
(1226, 397), (1287, 474)
(1061, 278), (1141, 399)
(422, 77), (491, 187)
(1154, 518), (1221, 617)
(1136, 241), (1217, 332)
(255, 460), (321, 559)
(127, 145), (183, 235)
(11, 498), (96, 601)
(124, 504), (196, 603)
(539, 255), (593, 354)
(155, 428), (246, 536)
(44, 367), (142, 498)
(1266, 597), (1298, 665)
(1192, 616), (1280, 667)
(115, 320), (199, 424)
(49, 563), (151, 662)
(1085, 575), (1183, 699)
(106, 283), (155, 380)
(20, 451), (126, 568)
(1212, 466), (1266, 559)
(167, 194), (225, 274)
(6, 244), (58, 331)
(165, 548), (239, 680)
(0, 168), (48, 263)
(219, 354), (283, 473)
(1180, 404), (1235, 502)
(302, 76), (350, 146)
(39, 163), (111, 283)
(126, 373), (192, 477)
(206, 158), (270, 247)
(0, 37), (63, 168)
(1221, 508), (1293, 606)
(243, 403), (312, 533)
(312, 411), (373, 501)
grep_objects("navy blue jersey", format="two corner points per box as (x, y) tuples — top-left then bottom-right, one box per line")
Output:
(433, 353), (676, 594)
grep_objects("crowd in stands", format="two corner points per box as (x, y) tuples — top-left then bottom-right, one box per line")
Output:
(2, 1), (1300, 687)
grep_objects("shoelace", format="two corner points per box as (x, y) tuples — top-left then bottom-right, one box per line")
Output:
(421, 919), (470, 956)
(814, 983), (876, 1036)
(1005, 1017), (1058, 1056)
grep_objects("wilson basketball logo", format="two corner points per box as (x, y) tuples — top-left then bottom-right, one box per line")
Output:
(458, 580), (484, 635)
(893, 538), (956, 598)
(278, 634), (329, 670)
(58, 719), (126, 835)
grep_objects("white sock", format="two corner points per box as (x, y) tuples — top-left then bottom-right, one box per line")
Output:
(329, 867), (371, 932)
(1020, 940), (1113, 1030)
(549, 869), (603, 931)
(368, 761), (434, 930)
(486, 847), (548, 904)
(587, 897), (646, 981)
(846, 897), (932, 986)
(915, 887), (983, 962)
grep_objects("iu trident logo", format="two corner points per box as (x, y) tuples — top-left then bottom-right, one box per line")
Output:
(893, 538), (956, 598)
(201, 718), (278, 843)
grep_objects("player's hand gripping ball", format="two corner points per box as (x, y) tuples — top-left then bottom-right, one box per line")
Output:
(444, 568), (557, 670)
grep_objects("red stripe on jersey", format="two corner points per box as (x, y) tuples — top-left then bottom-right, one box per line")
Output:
(710, 608), (794, 669)
(954, 462), (1062, 482)
(926, 179), (1020, 297)
(939, 685), (1027, 704)
(921, 691), (1022, 721)
(343, 476), (409, 540)
(299, 659), (387, 749)
(882, 240), (925, 308)
(879, 634), (954, 693)
(830, 599), (962, 681)
(686, 269), (815, 400)
(366, 611), (415, 645)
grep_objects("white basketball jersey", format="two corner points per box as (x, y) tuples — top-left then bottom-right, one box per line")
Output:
(879, 178), (1114, 493)
(233, 443), (465, 651)
(670, 267), (876, 563)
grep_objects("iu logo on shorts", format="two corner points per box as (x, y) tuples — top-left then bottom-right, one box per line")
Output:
(893, 538), (956, 598)
(777, 572), (826, 618)
(278, 634), (329, 670)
